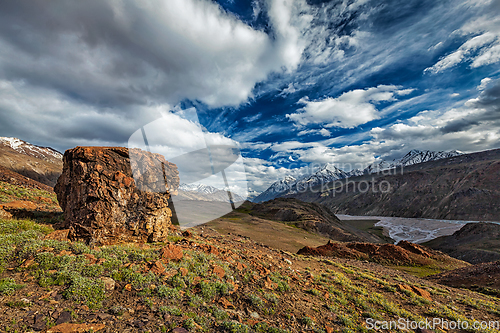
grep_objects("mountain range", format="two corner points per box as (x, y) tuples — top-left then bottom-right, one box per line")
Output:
(175, 183), (245, 203)
(254, 149), (462, 203)
(0, 137), (63, 187)
(290, 148), (500, 222)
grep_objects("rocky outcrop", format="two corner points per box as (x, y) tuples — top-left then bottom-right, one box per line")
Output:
(55, 146), (179, 245)
(297, 240), (465, 266)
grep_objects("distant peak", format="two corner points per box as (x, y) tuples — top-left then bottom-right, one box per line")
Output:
(321, 163), (340, 172)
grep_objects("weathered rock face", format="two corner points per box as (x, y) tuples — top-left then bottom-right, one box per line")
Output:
(55, 147), (179, 245)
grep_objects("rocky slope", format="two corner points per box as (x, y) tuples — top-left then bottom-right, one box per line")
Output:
(0, 172), (498, 332)
(254, 164), (348, 203)
(428, 261), (500, 295)
(1, 217), (499, 333)
(290, 148), (500, 222)
(423, 222), (500, 264)
(0, 137), (63, 187)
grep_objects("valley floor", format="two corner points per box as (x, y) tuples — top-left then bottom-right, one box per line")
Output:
(337, 215), (487, 244)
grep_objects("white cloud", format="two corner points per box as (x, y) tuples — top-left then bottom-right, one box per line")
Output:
(478, 77), (492, 90)
(0, 0), (317, 111)
(319, 128), (331, 136)
(286, 85), (409, 128)
(425, 13), (500, 73)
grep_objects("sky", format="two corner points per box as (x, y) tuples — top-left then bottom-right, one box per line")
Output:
(0, 0), (500, 196)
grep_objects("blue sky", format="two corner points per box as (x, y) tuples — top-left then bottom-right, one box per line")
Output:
(0, 0), (500, 195)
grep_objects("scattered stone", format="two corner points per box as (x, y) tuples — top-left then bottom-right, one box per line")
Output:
(97, 313), (112, 320)
(58, 250), (73, 256)
(19, 297), (32, 307)
(160, 243), (183, 262)
(284, 258), (292, 265)
(249, 311), (260, 319)
(54, 146), (179, 245)
(212, 265), (225, 278)
(246, 319), (260, 327)
(1, 200), (37, 210)
(149, 260), (166, 275)
(200, 244), (219, 255)
(46, 323), (106, 333)
(44, 230), (70, 241)
(20, 258), (34, 268)
(236, 262), (247, 271)
(0, 208), (12, 219)
(411, 286), (432, 301)
(101, 277), (116, 291)
(398, 284), (432, 301)
(172, 328), (189, 333)
(219, 297), (234, 309)
(32, 313), (46, 331)
(55, 311), (72, 325)
(83, 253), (97, 264)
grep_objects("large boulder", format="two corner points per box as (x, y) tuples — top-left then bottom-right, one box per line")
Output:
(55, 147), (179, 245)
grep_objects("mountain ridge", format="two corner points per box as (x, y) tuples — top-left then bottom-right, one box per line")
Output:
(0, 137), (63, 187)
(254, 149), (462, 203)
(289, 148), (500, 222)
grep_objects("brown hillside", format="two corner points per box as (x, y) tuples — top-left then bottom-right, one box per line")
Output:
(424, 222), (500, 264)
(0, 142), (62, 187)
(428, 261), (500, 295)
(247, 198), (380, 243)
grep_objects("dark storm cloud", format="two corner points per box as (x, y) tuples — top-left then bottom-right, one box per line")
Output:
(0, 0), (301, 151)
(442, 79), (500, 134)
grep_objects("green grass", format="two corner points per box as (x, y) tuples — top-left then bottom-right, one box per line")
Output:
(388, 265), (443, 277)
(0, 278), (24, 295)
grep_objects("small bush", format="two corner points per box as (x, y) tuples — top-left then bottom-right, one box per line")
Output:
(222, 321), (250, 333)
(156, 285), (181, 300)
(0, 278), (24, 295)
(159, 306), (182, 316)
(64, 276), (105, 309)
(248, 294), (264, 308)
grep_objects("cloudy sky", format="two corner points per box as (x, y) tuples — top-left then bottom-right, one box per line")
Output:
(1, 0), (500, 196)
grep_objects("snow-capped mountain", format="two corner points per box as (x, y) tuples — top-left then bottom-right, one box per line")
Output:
(345, 169), (364, 178)
(253, 176), (297, 203)
(254, 149), (463, 203)
(292, 164), (347, 192)
(397, 149), (461, 167)
(176, 183), (245, 203)
(179, 183), (221, 195)
(363, 149), (462, 174)
(254, 164), (348, 202)
(363, 160), (392, 174)
(0, 137), (62, 163)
